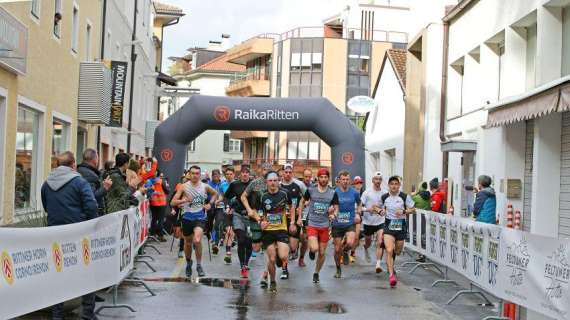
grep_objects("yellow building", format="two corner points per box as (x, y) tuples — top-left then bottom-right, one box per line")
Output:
(0, 0), (102, 225)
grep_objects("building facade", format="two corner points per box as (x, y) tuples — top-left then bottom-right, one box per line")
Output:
(227, 1), (410, 176)
(365, 49), (406, 189)
(0, 0), (102, 225)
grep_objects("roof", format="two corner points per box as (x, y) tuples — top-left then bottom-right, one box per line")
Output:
(442, 0), (476, 23)
(386, 49), (407, 89)
(153, 1), (184, 16)
(190, 53), (245, 74)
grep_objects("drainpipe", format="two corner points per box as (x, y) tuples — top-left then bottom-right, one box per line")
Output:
(126, 0), (138, 154)
(96, 0), (108, 157)
(440, 21), (449, 178)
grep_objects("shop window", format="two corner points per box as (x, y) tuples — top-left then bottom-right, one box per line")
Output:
(15, 107), (40, 211)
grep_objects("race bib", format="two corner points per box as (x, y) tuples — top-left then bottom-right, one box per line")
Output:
(292, 198), (298, 207)
(337, 211), (351, 224)
(313, 202), (327, 216)
(389, 219), (405, 231)
(267, 213), (282, 225)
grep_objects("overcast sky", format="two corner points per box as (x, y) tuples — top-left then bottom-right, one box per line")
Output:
(161, 0), (347, 70)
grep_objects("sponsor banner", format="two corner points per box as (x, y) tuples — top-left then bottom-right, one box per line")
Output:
(109, 60), (128, 127)
(0, 207), (139, 319)
(410, 210), (570, 320)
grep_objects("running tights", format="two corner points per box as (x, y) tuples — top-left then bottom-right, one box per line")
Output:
(235, 229), (253, 268)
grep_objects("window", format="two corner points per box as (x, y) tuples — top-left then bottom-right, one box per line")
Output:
(188, 140), (196, 152)
(54, 0), (61, 37)
(287, 132), (320, 160)
(71, 6), (79, 53)
(346, 40), (371, 103)
(226, 137), (241, 153)
(31, 0), (41, 19)
(15, 107), (40, 210)
(564, 7), (570, 76)
(51, 119), (69, 168)
(289, 38), (323, 97)
(85, 24), (92, 61)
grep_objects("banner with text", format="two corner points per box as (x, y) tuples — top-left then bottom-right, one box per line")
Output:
(0, 205), (142, 319)
(411, 210), (570, 320)
(109, 60), (128, 127)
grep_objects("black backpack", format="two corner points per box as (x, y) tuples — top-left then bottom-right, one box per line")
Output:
(381, 192), (408, 210)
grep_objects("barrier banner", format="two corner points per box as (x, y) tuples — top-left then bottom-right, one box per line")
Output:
(137, 200), (150, 251)
(0, 207), (139, 319)
(499, 228), (570, 320)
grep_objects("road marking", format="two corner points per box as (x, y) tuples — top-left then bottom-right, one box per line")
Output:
(171, 257), (185, 278)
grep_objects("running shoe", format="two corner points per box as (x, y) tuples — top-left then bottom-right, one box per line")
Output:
(280, 269), (289, 280)
(334, 266), (342, 279)
(375, 260), (383, 273)
(240, 267), (249, 279)
(342, 251), (349, 266)
(298, 257), (306, 267)
(269, 281), (277, 293)
(389, 273), (397, 288)
(312, 273), (320, 283)
(196, 265), (205, 277)
(212, 245), (219, 256)
(364, 248), (371, 263)
(185, 260), (193, 278)
(260, 272), (268, 288)
(178, 250), (184, 259)
(349, 255), (356, 264)
(224, 254), (232, 265)
(309, 251), (316, 261)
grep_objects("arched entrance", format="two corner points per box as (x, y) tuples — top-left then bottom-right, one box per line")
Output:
(153, 95), (365, 184)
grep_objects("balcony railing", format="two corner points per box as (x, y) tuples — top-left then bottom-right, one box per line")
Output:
(241, 26), (407, 44)
(229, 73), (270, 85)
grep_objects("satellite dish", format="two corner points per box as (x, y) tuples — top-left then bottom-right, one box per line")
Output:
(347, 96), (377, 114)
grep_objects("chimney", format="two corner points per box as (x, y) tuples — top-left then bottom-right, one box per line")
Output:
(221, 34), (231, 51)
(207, 40), (223, 52)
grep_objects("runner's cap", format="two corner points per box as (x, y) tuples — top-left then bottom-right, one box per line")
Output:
(317, 168), (330, 177)
(373, 172), (383, 178)
(283, 163), (293, 170)
(240, 166), (251, 173)
(261, 163), (273, 170)
(352, 176), (363, 185)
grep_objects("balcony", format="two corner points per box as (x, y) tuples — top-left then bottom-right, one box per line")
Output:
(230, 131), (269, 139)
(226, 75), (270, 97)
(226, 36), (276, 65)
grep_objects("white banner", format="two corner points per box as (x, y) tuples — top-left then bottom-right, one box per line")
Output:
(0, 205), (142, 319)
(409, 210), (570, 320)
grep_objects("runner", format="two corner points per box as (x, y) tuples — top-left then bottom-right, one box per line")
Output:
(170, 165), (218, 278)
(220, 166), (236, 263)
(207, 169), (224, 255)
(331, 170), (362, 278)
(350, 176), (365, 264)
(298, 168), (314, 267)
(279, 163), (306, 265)
(381, 176), (415, 287)
(361, 172), (386, 273)
(251, 171), (292, 293)
(241, 163), (272, 285)
(224, 166), (253, 277)
(298, 168), (339, 283)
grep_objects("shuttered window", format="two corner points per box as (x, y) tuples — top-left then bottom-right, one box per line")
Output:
(560, 113), (570, 237)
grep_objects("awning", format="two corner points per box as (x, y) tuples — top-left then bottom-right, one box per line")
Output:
(157, 72), (177, 86)
(441, 140), (477, 153)
(486, 76), (570, 127)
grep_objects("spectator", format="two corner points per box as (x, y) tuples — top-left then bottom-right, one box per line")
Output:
(473, 175), (497, 224)
(147, 170), (170, 242)
(139, 157), (158, 185)
(106, 153), (139, 213)
(41, 151), (98, 319)
(412, 182), (431, 210)
(430, 178), (446, 213)
(126, 159), (142, 189)
(77, 148), (113, 215)
(102, 161), (114, 179)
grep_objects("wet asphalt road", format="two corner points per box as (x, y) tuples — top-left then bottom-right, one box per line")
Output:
(19, 235), (500, 320)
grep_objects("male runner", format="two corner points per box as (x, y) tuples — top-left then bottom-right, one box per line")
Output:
(298, 168), (339, 283)
(381, 176), (415, 287)
(241, 163), (272, 282)
(350, 176), (365, 264)
(361, 172), (387, 273)
(171, 165), (218, 278)
(220, 167), (236, 263)
(298, 168), (314, 267)
(224, 166), (252, 276)
(332, 170), (362, 278)
(207, 169), (224, 255)
(252, 171), (292, 293)
(279, 163), (306, 264)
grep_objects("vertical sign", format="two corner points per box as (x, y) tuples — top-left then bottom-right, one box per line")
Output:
(109, 61), (128, 127)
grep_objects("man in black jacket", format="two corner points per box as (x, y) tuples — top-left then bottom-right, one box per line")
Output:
(77, 148), (112, 215)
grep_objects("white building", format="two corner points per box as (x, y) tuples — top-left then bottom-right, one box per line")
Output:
(171, 50), (244, 173)
(365, 49), (407, 189)
(98, 1), (182, 162)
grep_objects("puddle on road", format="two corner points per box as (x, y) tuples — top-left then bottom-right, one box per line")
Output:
(305, 302), (347, 314)
(198, 277), (250, 289)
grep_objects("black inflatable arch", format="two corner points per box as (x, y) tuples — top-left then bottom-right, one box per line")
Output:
(153, 95), (365, 184)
